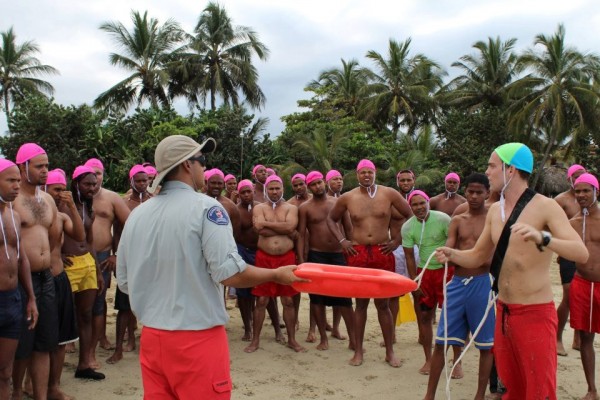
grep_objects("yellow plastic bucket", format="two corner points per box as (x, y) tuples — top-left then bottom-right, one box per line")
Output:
(397, 294), (416, 325)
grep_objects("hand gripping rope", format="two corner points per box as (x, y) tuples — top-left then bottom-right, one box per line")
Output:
(414, 252), (497, 400)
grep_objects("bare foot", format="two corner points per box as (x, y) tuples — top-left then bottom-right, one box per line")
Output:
(243, 342), (259, 353)
(99, 338), (114, 350)
(484, 393), (503, 400)
(331, 330), (347, 340)
(349, 352), (363, 366)
(305, 331), (317, 343)
(451, 361), (464, 379)
(557, 341), (568, 356)
(48, 387), (74, 400)
(316, 340), (329, 351)
(65, 343), (76, 353)
(325, 323), (333, 331)
(275, 333), (287, 344)
(385, 354), (402, 368)
(106, 352), (123, 364)
(242, 331), (252, 342)
(419, 361), (431, 375)
(124, 341), (136, 352)
(581, 391), (599, 400)
(287, 341), (307, 353)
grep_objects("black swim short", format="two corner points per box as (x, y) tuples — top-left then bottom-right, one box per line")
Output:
(306, 250), (353, 307)
(114, 286), (131, 311)
(235, 245), (256, 298)
(92, 251), (112, 316)
(0, 287), (23, 340)
(15, 269), (58, 358)
(558, 257), (576, 285)
(55, 271), (78, 345)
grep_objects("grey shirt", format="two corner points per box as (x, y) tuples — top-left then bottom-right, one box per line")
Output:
(117, 180), (247, 330)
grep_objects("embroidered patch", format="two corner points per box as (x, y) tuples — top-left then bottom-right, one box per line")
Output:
(207, 206), (230, 225)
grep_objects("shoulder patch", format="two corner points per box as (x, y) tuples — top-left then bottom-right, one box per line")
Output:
(207, 205), (230, 226)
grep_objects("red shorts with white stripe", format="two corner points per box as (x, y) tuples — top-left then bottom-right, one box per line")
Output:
(570, 274), (600, 333)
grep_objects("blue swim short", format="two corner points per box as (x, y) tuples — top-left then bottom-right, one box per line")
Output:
(435, 273), (495, 350)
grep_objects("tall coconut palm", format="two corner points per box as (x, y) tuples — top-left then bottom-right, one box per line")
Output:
(360, 38), (445, 136)
(508, 24), (600, 185)
(172, 2), (269, 110)
(292, 128), (346, 172)
(445, 36), (521, 110)
(306, 58), (372, 116)
(0, 27), (58, 123)
(95, 11), (185, 111)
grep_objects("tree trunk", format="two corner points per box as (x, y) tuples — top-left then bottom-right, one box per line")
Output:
(532, 128), (557, 188)
(4, 94), (10, 128)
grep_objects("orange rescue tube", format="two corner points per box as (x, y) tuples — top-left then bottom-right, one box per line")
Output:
(292, 263), (417, 299)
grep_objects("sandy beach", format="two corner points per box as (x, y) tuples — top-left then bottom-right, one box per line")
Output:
(58, 263), (595, 399)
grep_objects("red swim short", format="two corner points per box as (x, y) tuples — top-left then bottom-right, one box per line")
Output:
(252, 250), (298, 298)
(345, 244), (395, 272)
(417, 266), (454, 309)
(569, 274), (600, 333)
(494, 300), (557, 400)
(140, 325), (232, 399)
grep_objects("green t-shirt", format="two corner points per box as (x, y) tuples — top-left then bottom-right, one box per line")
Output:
(401, 210), (450, 270)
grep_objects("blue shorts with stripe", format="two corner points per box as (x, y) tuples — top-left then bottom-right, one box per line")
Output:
(435, 273), (495, 350)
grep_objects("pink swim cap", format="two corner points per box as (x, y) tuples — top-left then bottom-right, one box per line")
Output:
(567, 164), (586, 178)
(72, 166), (95, 180)
(291, 173), (306, 183)
(0, 158), (17, 174)
(54, 168), (66, 178)
(445, 172), (460, 183)
(129, 164), (147, 179)
(252, 164), (266, 176)
(407, 190), (430, 204)
(144, 165), (157, 176)
(208, 168), (224, 181)
(47, 169), (67, 186)
(224, 174), (236, 182)
(16, 143), (46, 164)
(265, 175), (283, 187)
(266, 168), (276, 176)
(326, 170), (342, 182)
(237, 179), (253, 191)
(306, 171), (323, 186)
(356, 159), (376, 172)
(574, 173), (599, 190)
(84, 158), (104, 171)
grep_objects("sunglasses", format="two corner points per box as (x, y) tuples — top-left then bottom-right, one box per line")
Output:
(188, 154), (207, 167)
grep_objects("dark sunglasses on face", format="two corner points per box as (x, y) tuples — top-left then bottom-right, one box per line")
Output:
(188, 154), (207, 167)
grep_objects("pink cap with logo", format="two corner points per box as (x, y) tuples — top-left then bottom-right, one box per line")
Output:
(291, 173), (306, 183)
(129, 164), (147, 179)
(237, 179), (253, 191)
(407, 189), (430, 204)
(224, 174), (236, 182)
(47, 169), (67, 186)
(574, 173), (599, 190)
(326, 170), (342, 182)
(84, 158), (104, 171)
(0, 158), (17, 173)
(567, 164), (586, 178)
(445, 172), (460, 183)
(306, 171), (323, 186)
(72, 166), (95, 180)
(356, 159), (376, 172)
(16, 143), (46, 164)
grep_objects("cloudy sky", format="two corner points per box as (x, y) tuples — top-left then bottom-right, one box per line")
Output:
(2, 0), (599, 136)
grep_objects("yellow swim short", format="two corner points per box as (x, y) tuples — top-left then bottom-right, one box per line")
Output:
(65, 252), (98, 293)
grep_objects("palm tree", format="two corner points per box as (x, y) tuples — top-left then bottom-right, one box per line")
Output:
(172, 2), (269, 110)
(95, 11), (184, 111)
(306, 58), (372, 116)
(292, 128), (346, 172)
(445, 36), (521, 110)
(0, 27), (58, 123)
(508, 24), (600, 185)
(360, 38), (445, 136)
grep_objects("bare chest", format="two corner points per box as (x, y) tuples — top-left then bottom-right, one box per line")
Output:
(18, 197), (52, 229)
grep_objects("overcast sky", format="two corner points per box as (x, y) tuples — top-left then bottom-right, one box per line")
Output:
(2, 0), (599, 137)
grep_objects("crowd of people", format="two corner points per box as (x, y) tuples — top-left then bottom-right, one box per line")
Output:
(0, 137), (598, 400)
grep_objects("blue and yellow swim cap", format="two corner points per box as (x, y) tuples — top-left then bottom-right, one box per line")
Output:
(494, 143), (533, 173)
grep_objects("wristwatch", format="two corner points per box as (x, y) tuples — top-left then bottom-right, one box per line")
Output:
(536, 230), (552, 252)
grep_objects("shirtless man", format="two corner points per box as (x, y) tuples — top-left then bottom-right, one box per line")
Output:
(107, 165), (151, 365)
(62, 166), (106, 380)
(402, 190), (456, 375)
(326, 170), (343, 198)
(568, 173), (600, 400)
(555, 163), (586, 355)
(244, 175), (304, 353)
(297, 171), (355, 351)
(206, 169), (240, 238)
(45, 169), (85, 400)
(424, 174), (494, 400)
(436, 143), (588, 399)
(252, 164), (268, 203)
(327, 159), (412, 367)
(430, 172), (467, 216)
(12, 143), (59, 400)
(83, 158), (130, 366)
(224, 174), (239, 204)
(0, 159), (37, 400)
